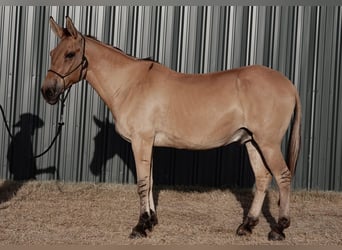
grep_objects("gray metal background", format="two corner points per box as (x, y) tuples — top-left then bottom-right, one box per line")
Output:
(0, 6), (341, 190)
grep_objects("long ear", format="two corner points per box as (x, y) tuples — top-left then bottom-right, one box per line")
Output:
(49, 16), (64, 38)
(66, 16), (79, 39)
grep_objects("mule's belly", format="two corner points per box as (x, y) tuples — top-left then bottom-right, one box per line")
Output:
(153, 108), (245, 150)
(154, 126), (248, 150)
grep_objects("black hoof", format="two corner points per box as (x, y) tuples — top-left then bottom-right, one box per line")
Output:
(268, 217), (289, 241)
(236, 217), (259, 236)
(236, 224), (252, 236)
(129, 225), (147, 239)
(129, 210), (158, 239)
(268, 229), (285, 241)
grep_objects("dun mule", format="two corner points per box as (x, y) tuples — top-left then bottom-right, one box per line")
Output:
(41, 17), (301, 241)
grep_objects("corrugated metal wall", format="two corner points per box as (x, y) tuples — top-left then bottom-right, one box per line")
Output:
(0, 6), (341, 190)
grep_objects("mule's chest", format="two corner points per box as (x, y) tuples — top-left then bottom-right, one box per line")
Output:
(113, 121), (133, 143)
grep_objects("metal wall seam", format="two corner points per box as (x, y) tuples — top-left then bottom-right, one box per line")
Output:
(334, 6), (342, 190)
(329, 6), (342, 190)
(0, 7), (10, 178)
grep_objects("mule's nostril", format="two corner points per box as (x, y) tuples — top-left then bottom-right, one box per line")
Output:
(41, 80), (60, 105)
(46, 88), (55, 98)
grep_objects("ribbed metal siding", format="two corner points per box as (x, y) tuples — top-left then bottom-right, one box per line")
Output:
(0, 6), (341, 190)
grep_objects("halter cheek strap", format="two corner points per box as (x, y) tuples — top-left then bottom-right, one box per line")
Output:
(48, 57), (87, 87)
(48, 34), (88, 89)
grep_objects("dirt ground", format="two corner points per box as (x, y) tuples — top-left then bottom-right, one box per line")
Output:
(0, 180), (341, 245)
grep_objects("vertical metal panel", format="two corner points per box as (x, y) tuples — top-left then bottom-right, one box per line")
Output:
(0, 6), (341, 190)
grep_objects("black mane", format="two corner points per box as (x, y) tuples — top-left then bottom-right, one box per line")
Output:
(85, 35), (124, 53)
(140, 57), (159, 64)
(85, 35), (159, 64)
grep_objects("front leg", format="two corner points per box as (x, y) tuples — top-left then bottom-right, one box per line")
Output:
(129, 136), (158, 238)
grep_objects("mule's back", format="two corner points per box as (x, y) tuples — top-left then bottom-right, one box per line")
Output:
(146, 64), (296, 149)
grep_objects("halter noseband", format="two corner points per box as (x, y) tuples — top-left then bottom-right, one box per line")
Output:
(48, 34), (88, 90)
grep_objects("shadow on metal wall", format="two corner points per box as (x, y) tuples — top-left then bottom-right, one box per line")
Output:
(90, 115), (256, 188)
(90, 116), (137, 182)
(90, 116), (278, 231)
(0, 113), (56, 205)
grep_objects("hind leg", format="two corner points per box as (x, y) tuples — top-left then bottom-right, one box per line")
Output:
(257, 143), (292, 240)
(237, 141), (272, 236)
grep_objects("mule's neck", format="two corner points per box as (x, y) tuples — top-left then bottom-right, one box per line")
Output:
(83, 37), (137, 117)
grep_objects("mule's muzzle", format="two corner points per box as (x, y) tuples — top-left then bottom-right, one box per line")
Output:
(41, 80), (63, 105)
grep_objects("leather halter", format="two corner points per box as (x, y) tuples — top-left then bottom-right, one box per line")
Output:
(48, 34), (88, 89)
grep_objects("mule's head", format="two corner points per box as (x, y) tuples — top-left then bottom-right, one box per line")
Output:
(41, 16), (87, 105)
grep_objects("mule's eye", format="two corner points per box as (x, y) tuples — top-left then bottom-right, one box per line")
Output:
(65, 52), (76, 59)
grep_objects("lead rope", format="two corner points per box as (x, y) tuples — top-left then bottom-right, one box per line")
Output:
(0, 92), (69, 195)
(0, 88), (70, 159)
(39, 87), (71, 193)
(32, 87), (71, 159)
(0, 105), (14, 138)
